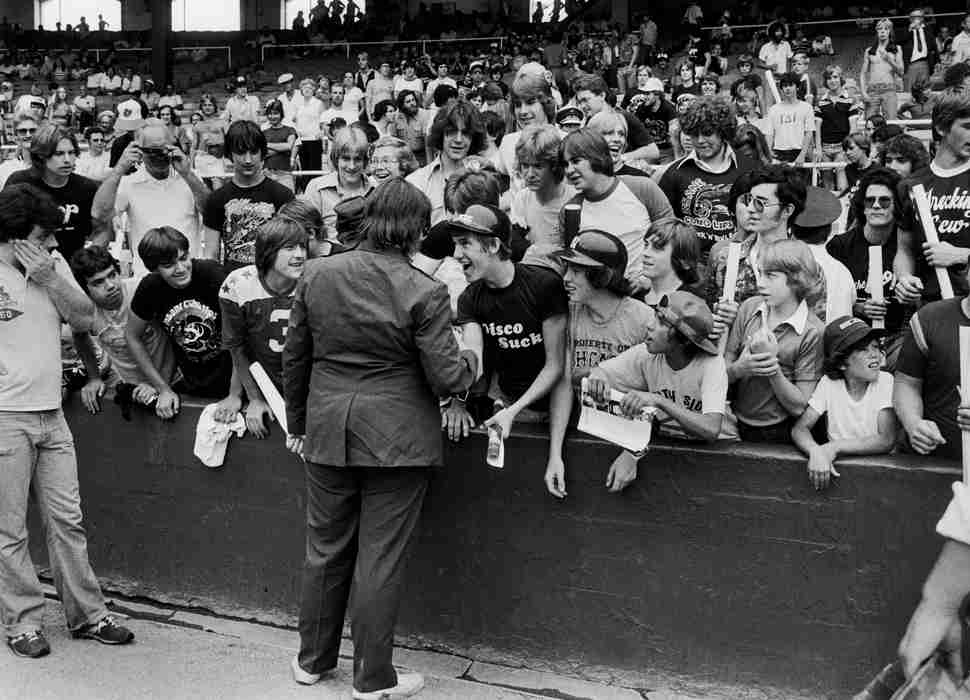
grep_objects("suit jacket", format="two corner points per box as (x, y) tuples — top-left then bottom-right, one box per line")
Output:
(283, 241), (476, 467)
(901, 25), (937, 68)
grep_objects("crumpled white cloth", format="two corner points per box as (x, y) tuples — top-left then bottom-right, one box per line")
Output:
(193, 403), (246, 468)
(937, 481), (970, 546)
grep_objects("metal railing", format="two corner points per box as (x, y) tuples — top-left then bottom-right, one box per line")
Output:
(91, 45), (234, 68)
(261, 35), (506, 63)
(700, 11), (966, 32)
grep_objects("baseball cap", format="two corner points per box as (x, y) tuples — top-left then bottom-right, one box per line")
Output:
(643, 77), (665, 93)
(794, 186), (842, 228)
(444, 204), (510, 244)
(823, 316), (884, 359)
(654, 291), (718, 355)
(277, 72), (294, 85)
(556, 106), (584, 126)
(115, 98), (145, 131)
(421, 221), (457, 260)
(737, 53), (754, 66)
(235, 75), (247, 86)
(556, 229), (628, 272)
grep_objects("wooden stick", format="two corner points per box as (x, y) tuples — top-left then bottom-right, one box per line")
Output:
(717, 241), (742, 356)
(911, 183), (955, 299)
(867, 246), (885, 330)
(960, 328), (970, 485)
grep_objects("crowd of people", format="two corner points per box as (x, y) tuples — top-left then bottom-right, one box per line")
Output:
(5, 7), (970, 698)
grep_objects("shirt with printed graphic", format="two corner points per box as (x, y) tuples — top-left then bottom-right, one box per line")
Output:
(456, 263), (568, 410)
(898, 161), (970, 299)
(219, 264), (295, 390)
(202, 177), (294, 271)
(569, 297), (652, 374)
(130, 259), (233, 397)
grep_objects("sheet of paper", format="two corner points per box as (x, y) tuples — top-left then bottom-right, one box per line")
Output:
(577, 378), (656, 453)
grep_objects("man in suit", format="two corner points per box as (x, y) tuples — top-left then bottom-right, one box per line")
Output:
(902, 9), (936, 91)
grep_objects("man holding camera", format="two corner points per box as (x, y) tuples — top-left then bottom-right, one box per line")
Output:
(92, 118), (216, 278)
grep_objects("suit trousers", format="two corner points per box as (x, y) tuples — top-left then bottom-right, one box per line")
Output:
(904, 59), (930, 92)
(297, 463), (430, 693)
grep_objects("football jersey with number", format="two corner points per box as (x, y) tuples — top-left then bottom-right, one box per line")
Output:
(219, 265), (295, 390)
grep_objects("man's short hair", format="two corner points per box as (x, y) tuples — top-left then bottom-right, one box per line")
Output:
(679, 95), (736, 141)
(254, 219), (308, 277)
(70, 245), (119, 291)
(224, 119), (267, 157)
(433, 83), (459, 107)
(645, 218), (701, 286)
(0, 184), (62, 242)
(747, 164), (807, 223)
(842, 130), (871, 152)
(759, 239), (822, 303)
(776, 72), (799, 89)
(932, 90), (970, 140)
(572, 73), (609, 96)
(427, 99), (486, 155)
(942, 62), (970, 91)
(515, 124), (565, 182)
(560, 128), (614, 177)
(880, 133), (930, 171)
(29, 123), (78, 171)
(138, 226), (190, 272)
(329, 125), (370, 169)
(444, 169), (501, 214)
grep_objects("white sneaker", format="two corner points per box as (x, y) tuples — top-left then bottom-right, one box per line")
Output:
(352, 672), (425, 699)
(291, 655), (335, 685)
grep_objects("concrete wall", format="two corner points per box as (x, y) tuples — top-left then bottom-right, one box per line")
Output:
(38, 396), (960, 697)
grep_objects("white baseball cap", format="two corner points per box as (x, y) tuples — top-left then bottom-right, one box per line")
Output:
(116, 99), (145, 131)
(643, 77), (665, 93)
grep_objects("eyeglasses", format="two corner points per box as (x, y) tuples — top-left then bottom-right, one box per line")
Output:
(371, 158), (400, 167)
(739, 193), (782, 213)
(864, 195), (893, 209)
(16, 127), (36, 134)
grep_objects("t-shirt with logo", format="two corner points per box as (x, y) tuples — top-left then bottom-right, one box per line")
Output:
(218, 264), (294, 390)
(5, 170), (99, 263)
(569, 298), (651, 373)
(202, 177), (294, 271)
(0, 252), (75, 411)
(898, 161), (970, 299)
(130, 259), (233, 397)
(91, 277), (176, 386)
(626, 98), (676, 149)
(826, 225), (904, 332)
(456, 264), (568, 410)
(596, 345), (731, 441)
(658, 152), (758, 255)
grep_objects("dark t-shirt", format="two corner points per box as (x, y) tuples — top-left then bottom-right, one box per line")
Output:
(627, 98), (675, 149)
(262, 125), (297, 171)
(5, 170), (98, 262)
(898, 163), (970, 299)
(896, 297), (970, 461)
(130, 259), (233, 397)
(658, 152), (759, 255)
(815, 95), (859, 144)
(826, 225), (904, 331)
(202, 177), (294, 271)
(619, 108), (652, 151)
(456, 264), (568, 410)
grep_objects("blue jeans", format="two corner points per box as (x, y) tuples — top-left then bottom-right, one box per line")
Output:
(0, 409), (107, 637)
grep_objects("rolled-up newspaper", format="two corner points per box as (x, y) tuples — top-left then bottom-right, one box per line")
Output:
(911, 183), (954, 299)
(717, 241), (742, 355)
(249, 362), (288, 435)
(577, 378), (657, 453)
(867, 246), (885, 330)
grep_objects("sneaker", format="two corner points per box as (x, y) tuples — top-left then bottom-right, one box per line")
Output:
(8, 630), (51, 658)
(71, 615), (134, 645)
(291, 656), (336, 685)
(352, 672), (425, 699)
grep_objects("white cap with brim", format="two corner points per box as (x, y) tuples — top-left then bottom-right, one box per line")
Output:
(278, 73), (294, 84)
(116, 99), (145, 131)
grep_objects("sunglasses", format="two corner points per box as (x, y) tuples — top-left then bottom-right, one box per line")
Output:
(739, 193), (782, 213)
(16, 127), (36, 134)
(864, 195), (893, 209)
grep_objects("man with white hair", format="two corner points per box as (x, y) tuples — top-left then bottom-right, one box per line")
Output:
(92, 119), (216, 277)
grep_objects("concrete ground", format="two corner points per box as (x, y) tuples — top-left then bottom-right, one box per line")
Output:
(1, 595), (686, 700)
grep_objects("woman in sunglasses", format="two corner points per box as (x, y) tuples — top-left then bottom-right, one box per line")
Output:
(0, 114), (37, 189)
(825, 167), (907, 371)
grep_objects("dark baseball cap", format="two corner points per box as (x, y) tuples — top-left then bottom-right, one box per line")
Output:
(795, 186), (842, 228)
(443, 204), (510, 244)
(334, 195), (367, 239)
(823, 315), (884, 361)
(556, 229), (627, 273)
